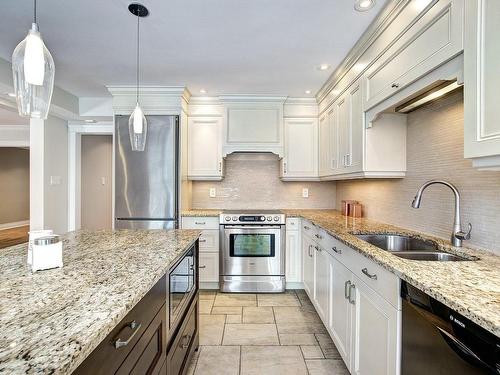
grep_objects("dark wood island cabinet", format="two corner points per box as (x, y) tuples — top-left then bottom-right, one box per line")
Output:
(75, 242), (199, 375)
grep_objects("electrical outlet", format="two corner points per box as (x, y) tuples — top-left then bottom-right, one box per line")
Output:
(49, 176), (62, 186)
(101, 177), (106, 185)
(209, 188), (216, 198)
(302, 188), (309, 198)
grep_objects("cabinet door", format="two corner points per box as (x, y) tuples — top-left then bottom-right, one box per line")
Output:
(313, 246), (330, 321)
(464, 0), (500, 164)
(187, 117), (223, 180)
(328, 257), (353, 370)
(318, 113), (330, 177)
(350, 276), (400, 375)
(286, 230), (301, 283)
(199, 252), (219, 283)
(344, 82), (363, 174)
(302, 235), (315, 298)
(282, 118), (318, 179)
(333, 98), (346, 174)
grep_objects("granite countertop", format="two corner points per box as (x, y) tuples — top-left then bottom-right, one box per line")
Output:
(181, 209), (222, 217)
(0, 229), (201, 374)
(283, 209), (500, 337)
(182, 208), (499, 336)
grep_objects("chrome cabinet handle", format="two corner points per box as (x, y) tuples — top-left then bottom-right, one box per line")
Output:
(314, 245), (321, 252)
(114, 321), (142, 349)
(344, 280), (351, 300)
(332, 246), (341, 254)
(349, 284), (356, 304)
(199, 265), (206, 269)
(199, 239), (207, 243)
(180, 334), (192, 349)
(346, 154), (351, 166)
(362, 268), (377, 280)
(283, 162), (287, 174)
(195, 221), (206, 225)
(303, 225), (311, 230)
(218, 161), (222, 172)
(391, 83), (399, 88)
(315, 234), (323, 240)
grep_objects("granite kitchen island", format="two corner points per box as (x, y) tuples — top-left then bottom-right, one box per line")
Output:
(0, 229), (201, 374)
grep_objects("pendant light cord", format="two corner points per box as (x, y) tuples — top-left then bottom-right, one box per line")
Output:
(34, 0), (37, 24)
(136, 13), (140, 104)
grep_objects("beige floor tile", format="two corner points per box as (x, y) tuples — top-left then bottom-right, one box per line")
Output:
(199, 299), (214, 314)
(223, 323), (279, 345)
(279, 333), (318, 345)
(276, 322), (328, 334)
(214, 293), (257, 307)
(199, 314), (226, 345)
(242, 306), (275, 323)
(315, 333), (342, 359)
(211, 306), (243, 315)
(240, 345), (308, 375)
(257, 293), (301, 307)
(194, 346), (240, 375)
(305, 359), (349, 375)
(300, 345), (324, 359)
(273, 306), (323, 324)
(225, 314), (242, 323)
(199, 290), (217, 301)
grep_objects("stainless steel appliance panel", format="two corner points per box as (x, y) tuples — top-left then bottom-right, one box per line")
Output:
(221, 225), (284, 276)
(114, 219), (176, 230)
(115, 115), (178, 220)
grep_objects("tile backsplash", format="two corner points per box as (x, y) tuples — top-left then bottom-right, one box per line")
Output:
(192, 153), (336, 210)
(337, 91), (500, 255)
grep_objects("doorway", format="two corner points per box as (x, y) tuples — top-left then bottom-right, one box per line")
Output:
(80, 135), (113, 230)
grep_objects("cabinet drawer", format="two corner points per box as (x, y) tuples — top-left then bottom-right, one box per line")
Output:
(198, 230), (219, 252)
(286, 218), (300, 231)
(116, 304), (167, 375)
(74, 275), (166, 375)
(199, 252), (219, 282)
(182, 216), (219, 230)
(168, 300), (198, 375)
(365, 0), (463, 109)
(301, 220), (319, 239)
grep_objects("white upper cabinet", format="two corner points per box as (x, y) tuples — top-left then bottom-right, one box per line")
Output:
(318, 113), (331, 177)
(464, 0), (500, 169)
(187, 117), (224, 180)
(364, 0), (464, 110)
(281, 118), (318, 180)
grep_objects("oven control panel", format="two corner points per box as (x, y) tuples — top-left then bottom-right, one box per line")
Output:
(221, 213), (285, 225)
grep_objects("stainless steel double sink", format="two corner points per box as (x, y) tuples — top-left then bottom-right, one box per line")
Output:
(354, 234), (475, 261)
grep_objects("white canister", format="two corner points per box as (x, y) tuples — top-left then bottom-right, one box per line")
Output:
(28, 230), (54, 265)
(31, 235), (63, 272)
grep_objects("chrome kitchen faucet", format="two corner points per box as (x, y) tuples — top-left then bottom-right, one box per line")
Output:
(411, 180), (472, 247)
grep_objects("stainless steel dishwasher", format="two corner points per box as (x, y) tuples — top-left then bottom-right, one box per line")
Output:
(401, 281), (499, 374)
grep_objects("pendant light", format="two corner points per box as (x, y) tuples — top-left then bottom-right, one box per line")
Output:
(12, 0), (55, 119)
(128, 3), (149, 152)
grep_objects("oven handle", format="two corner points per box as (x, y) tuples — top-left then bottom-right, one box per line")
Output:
(222, 225), (283, 230)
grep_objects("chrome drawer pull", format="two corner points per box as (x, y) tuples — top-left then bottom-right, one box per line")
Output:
(315, 245), (321, 252)
(195, 221), (206, 225)
(114, 321), (142, 349)
(362, 268), (377, 280)
(303, 225), (311, 230)
(332, 246), (341, 254)
(199, 239), (207, 243)
(344, 280), (351, 300)
(198, 265), (206, 269)
(180, 334), (192, 349)
(315, 234), (323, 240)
(349, 284), (356, 304)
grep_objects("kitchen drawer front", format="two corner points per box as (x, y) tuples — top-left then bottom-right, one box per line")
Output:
(286, 217), (300, 231)
(311, 227), (330, 250)
(365, 0), (463, 109)
(116, 304), (167, 375)
(199, 252), (219, 282)
(198, 230), (219, 252)
(182, 217), (219, 230)
(168, 300), (198, 375)
(301, 220), (319, 239)
(74, 275), (167, 375)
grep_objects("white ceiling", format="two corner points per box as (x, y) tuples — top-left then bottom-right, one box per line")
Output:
(0, 0), (386, 98)
(0, 106), (29, 125)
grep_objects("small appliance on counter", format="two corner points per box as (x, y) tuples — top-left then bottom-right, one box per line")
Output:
(30, 235), (63, 272)
(219, 210), (286, 293)
(342, 200), (363, 217)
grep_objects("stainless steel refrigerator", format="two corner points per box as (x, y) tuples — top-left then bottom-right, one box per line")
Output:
(114, 115), (179, 230)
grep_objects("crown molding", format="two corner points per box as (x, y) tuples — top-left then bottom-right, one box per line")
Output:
(316, 0), (411, 103)
(218, 95), (288, 104)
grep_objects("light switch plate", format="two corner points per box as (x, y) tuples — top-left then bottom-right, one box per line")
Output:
(302, 188), (309, 198)
(209, 188), (216, 198)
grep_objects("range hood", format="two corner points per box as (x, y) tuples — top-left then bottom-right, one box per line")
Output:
(395, 80), (462, 113)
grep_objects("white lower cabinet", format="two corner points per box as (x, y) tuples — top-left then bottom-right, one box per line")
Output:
(198, 252), (219, 282)
(302, 226), (401, 375)
(285, 219), (302, 284)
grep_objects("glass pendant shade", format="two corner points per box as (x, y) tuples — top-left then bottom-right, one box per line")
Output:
(129, 103), (147, 151)
(12, 23), (55, 119)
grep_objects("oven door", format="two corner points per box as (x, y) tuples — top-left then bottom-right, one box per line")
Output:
(222, 225), (284, 276)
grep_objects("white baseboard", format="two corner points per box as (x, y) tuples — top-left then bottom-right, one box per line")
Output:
(286, 282), (304, 289)
(0, 220), (29, 230)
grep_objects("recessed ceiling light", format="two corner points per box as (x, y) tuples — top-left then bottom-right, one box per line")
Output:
(6, 92), (16, 98)
(305, 90), (312, 94)
(355, 0), (375, 11)
(317, 64), (331, 71)
(84, 119), (97, 123)
(199, 89), (207, 94)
